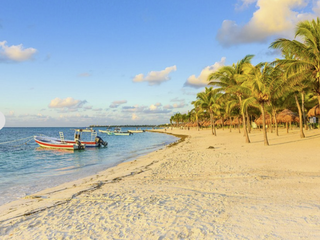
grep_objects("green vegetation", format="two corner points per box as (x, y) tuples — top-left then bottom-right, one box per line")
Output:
(169, 18), (320, 146)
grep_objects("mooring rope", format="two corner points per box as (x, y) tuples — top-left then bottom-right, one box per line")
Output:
(0, 136), (34, 145)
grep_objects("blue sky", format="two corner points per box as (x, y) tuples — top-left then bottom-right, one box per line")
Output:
(1, 0), (319, 127)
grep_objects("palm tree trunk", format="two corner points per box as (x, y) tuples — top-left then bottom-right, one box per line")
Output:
(239, 96), (249, 141)
(295, 94), (305, 138)
(247, 111), (251, 133)
(286, 122), (289, 133)
(273, 109), (279, 136)
(222, 117), (225, 130)
(261, 103), (269, 146)
(229, 117), (232, 132)
(196, 115), (199, 131)
(301, 92), (308, 130)
(269, 112), (273, 133)
(210, 112), (216, 135)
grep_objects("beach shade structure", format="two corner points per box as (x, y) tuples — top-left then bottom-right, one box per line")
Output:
(255, 114), (274, 125)
(215, 119), (224, 125)
(224, 119), (232, 126)
(276, 109), (299, 123)
(307, 105), (320, 117)
(203, 120), (211, 127)
(232, 117), (242, 125)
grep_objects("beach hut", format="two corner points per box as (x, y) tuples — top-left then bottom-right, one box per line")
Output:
(276, 109), (299, 133)
(307, 105), (320, 117)
(307, 105), (320, 127)
(277, 109), (298, 123)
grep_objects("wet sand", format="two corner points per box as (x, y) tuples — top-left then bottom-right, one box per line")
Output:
(1, 127), (320, 239)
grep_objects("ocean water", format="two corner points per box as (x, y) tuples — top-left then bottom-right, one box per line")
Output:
(0, 127), (177, 206)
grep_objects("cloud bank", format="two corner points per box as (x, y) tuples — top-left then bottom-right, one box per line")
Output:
(133, 65), (177, 86)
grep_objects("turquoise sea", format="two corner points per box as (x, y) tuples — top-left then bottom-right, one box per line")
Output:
(0, 127), (177, 206)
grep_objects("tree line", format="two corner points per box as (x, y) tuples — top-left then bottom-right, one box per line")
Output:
(169, 18), (320, 146)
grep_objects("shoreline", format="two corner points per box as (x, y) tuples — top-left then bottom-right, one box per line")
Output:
(0, 130), (186, 223)
(1, 127), (320, 238)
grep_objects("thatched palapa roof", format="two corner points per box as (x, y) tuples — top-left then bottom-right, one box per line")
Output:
(307, 105), (320, 117)
(276, 109), (298, 123)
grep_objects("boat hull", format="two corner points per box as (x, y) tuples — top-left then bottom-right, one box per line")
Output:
(34, 136), (85, 150)
(99, 130), (132, 136)
(128, 130), (144, 133)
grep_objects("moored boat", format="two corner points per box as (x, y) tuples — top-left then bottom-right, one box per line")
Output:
(99, 128), (132, 136)
(128, 129), (145, 133)
(34, 136), (85, 150)
(68, 129), (108, 147)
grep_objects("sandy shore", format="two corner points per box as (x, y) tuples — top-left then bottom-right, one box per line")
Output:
(1, 127), (320, 239)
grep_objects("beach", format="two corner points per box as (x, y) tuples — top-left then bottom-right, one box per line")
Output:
(1, 127), (320, 239)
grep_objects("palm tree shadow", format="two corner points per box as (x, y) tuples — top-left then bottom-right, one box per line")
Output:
(267, 132), (320, 146)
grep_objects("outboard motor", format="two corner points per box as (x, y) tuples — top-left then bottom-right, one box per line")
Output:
(95, 136), (108, 147)
(75, 140), (85, 150)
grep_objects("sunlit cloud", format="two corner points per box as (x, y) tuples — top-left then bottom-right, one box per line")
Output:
(0, 41), (37, 62)
(184, 57), (226, 88)
(133, 65), (177, 86)
(48, 97), (87, 109)
(149, 102), (162, 111)
(217, 0), (320, 46)
(132, 113), (139, 120)
(110, 100), (127, 108)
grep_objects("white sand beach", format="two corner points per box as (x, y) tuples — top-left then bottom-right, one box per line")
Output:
(1, 127), (320, 239)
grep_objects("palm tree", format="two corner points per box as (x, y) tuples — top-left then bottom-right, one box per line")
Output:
(190, 101), (202, 131)
(270, 18), (320, 105)
(170, 116), (174, 130)
(243, 62), (274, 146)
(196, 87), (222, 135)
(208, 55), (254, 143)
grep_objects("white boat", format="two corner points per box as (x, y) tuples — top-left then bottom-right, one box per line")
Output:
(99, 128), (132, 136)
(34, 136), (85, 150)
(128, 129), (145, 133)
(70, 129), (107, 147)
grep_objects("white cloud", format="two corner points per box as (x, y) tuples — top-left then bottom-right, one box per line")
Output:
(217, 0), (319, 46)
(0, 41), (37, 62)
(149, 104), (158, 111)
(110, 100), (127, 108)
(48, 97), (87, 109)
(184, 57), (226, 88)
(133, 65), (177, 86)
(132, 113), (139, 120)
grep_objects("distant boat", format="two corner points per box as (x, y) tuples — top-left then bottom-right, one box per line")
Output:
(99, 128), (132, 136)
(34, 136), (85, 150)
(128, 128), (145, 133)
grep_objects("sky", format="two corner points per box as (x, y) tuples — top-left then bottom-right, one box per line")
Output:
(1, 0), (320, 127)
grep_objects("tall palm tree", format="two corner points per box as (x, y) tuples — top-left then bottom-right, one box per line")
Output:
(208, 55), (254, 143)
(270, 18), (320, 105)
(243, 62), (274, 146)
